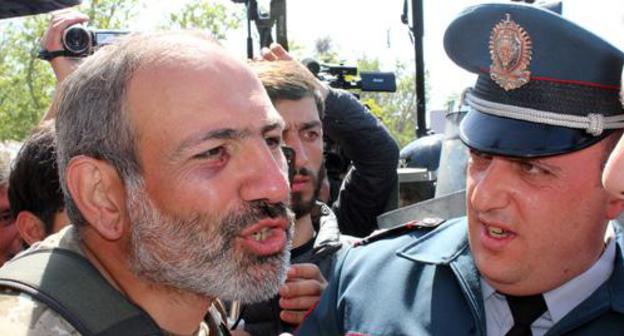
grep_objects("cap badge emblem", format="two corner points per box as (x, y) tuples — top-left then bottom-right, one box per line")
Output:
(489, 13), (533, 91)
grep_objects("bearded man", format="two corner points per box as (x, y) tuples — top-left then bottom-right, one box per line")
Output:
(0, 31), (295, 336)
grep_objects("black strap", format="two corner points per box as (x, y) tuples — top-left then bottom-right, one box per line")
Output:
(505, 294), (548, 336)
(0, 247), (162, 336)
(37, 49), (81, 61)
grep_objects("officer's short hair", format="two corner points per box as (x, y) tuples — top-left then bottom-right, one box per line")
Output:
(8, 121), (63, 234)
(251, 60), (325, 119)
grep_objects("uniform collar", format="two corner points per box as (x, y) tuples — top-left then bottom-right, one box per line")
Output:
(397, 217), (470, 264)
(612, 229), (624, 311)
(545, 226), (624, 335)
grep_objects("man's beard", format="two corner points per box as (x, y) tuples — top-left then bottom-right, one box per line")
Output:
(291, 163), (324, 218)
(125, 185), (294, 304)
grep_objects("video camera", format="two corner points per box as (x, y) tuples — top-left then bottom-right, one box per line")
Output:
(302, 58), (397, 92)
(38, 25), (129, 60)
(61, 25), (130, 56)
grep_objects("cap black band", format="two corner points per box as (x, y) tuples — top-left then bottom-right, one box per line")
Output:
(473, 75), (622, 118)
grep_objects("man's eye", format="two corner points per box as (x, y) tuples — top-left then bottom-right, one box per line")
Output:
(0, 211), (13, 228)
(265, 136), (282, 149)
(518, 161), (549, 175)
(303, 130), (319, 142)
(195, 146), (227, 161)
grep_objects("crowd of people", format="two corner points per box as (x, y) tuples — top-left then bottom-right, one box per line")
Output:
(0, 1), (624, 335)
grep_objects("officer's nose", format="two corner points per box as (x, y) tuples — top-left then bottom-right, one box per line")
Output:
(239, 140), (290, 205)
(603, 134), (624, 200)
(468, 157), (512, 213)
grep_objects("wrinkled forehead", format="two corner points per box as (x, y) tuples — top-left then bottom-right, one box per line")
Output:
(126, 45), (281, 156)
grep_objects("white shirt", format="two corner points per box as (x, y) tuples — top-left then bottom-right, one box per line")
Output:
(482, 225), (616, 336)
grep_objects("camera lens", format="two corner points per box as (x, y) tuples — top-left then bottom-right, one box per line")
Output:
(63, 25), (91, 55)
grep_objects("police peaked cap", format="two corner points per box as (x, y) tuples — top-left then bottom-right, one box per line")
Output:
(444, 2), (624, 157)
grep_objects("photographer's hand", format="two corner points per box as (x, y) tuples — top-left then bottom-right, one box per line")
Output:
(261, 43), (330, 100)
(278, 263), (327, 325)
(41, 9), (89, 83)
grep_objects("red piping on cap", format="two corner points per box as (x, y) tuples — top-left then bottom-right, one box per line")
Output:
(476, 67), (621, 91)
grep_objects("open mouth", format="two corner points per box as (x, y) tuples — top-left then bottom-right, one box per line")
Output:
(251, 227), (272, 241)
(238, 218), (289, 256)
(487, 225), (511, 239)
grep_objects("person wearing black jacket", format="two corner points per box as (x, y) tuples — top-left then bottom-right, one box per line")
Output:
(323, 87), (400, 237)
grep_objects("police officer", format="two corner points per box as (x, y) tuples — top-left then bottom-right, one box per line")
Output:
(297, 3), (624, 335)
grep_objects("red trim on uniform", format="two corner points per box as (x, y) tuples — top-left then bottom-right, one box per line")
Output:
(476, 67), (620, 91)
(345, 332), (372, 336)
(293, 301), (319, 335)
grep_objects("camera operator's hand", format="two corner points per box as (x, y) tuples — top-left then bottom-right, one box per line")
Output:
(40, 9), (89, 83)
(278, 263), (327, 325)
(261, 43), (330, 100)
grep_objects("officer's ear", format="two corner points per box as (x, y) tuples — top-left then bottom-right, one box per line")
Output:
(64, 155), (128, 241)
(14, 211), (46, 246)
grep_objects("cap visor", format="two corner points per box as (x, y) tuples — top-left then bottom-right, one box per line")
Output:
(459, 109), (610, 157)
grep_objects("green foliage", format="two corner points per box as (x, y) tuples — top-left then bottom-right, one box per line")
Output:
(166, 1), (242, 41)
(82, 0), (141, 29)
(0, 0), (242, 141)
(0, 0), (141, 141)
(0, 15), (56, 141)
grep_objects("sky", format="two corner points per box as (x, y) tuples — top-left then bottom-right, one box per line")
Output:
(136, 0), (624, 111)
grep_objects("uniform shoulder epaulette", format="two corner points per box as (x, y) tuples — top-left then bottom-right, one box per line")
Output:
(354, 217), (445, 247)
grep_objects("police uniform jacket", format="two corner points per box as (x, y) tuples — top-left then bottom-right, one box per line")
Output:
(297, 217), (624, 336)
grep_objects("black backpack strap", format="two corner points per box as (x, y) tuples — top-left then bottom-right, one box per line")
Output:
(0, 247), (163, 336)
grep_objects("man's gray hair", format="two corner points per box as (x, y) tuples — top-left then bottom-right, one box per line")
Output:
(54, 31), (217, 228)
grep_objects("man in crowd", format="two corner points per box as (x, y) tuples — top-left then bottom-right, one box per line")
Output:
(0, 144), (21, 266)
(0, 31), (296, 335)
(298, 3), (624, 335)
(8, 121), (69, 246)
(260, 45), (399, 239)
(235, 50), (398, 334)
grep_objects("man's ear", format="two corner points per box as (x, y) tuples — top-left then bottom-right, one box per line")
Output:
(15, 211), (46, 246)
(65, 155), (128, 241)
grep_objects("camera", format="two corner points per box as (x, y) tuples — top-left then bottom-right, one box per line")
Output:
(62, 25), (130, 56)
(302, 58), (397, 92)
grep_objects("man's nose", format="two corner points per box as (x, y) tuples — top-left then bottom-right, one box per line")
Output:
(469, 158), (513, 213)
(239, 141), (290, 205)
(286, 136), (309, 169)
